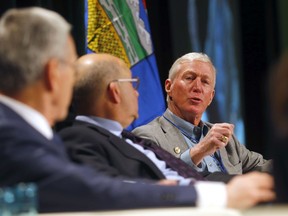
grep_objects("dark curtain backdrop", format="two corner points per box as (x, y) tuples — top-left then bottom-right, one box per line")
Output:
(146, 0), (280, 158)
(0, 0), (86, 56)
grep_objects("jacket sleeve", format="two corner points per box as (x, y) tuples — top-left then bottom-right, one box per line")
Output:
(224, 134), (272, 174)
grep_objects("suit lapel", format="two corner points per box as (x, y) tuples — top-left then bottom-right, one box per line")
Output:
(158, 110), (190, 157)
(109, 135), (166, 178)
(0, 102), (68, 159)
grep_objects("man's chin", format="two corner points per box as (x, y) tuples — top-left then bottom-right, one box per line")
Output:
(133, 114), (139, 121)
(129, 115), (139, 125)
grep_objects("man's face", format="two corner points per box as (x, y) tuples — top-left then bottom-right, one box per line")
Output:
(118, 67), (139, 127)
(166, 60), (215, 122)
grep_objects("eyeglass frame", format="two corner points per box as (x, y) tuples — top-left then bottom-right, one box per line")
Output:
(110, 77), (140, 90)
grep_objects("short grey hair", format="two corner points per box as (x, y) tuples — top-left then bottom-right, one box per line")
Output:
(0, 7), (71, 94)
(168, 52), (216, 81)
(167, 52), (216, 102)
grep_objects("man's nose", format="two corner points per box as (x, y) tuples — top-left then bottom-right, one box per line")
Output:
(135, 89), (139, 97)
(192, 78), (201, 89)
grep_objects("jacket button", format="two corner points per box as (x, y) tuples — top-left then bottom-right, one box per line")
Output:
(174, 147), (181, 154)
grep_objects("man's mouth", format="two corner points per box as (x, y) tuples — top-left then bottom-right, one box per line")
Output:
(189, 97), (202, 103)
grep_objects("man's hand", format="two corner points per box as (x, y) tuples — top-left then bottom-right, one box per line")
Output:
(226, 172), (275, 209)
(190, 123), (234, 165)
(156, 179), (179, 186)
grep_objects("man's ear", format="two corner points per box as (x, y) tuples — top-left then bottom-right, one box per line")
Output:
(107, 82), (121, 104)
(165, 79), (172, 97)
(208, 89), (215, 106)
(43, 59), (60, 92)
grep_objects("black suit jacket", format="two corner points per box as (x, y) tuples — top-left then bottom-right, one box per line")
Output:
(0, 103), (198, 212)
(60, 120), (166, 180)
(59, 120), (234, 183)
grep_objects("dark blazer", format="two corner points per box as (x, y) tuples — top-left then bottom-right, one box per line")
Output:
(0, 103), (197, 213)
(59, 120), (166, 180)
(59, 120), (234, 183)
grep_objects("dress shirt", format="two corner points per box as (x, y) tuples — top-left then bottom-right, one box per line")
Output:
(76, 115), (227, 208)
(165, 109), (223, 172)
(0, 95), (53, 140)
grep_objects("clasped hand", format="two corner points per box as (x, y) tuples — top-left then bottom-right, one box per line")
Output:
(189, 123), (234, 165)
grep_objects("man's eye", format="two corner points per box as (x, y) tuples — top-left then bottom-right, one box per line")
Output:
(203, 80), (209, 84)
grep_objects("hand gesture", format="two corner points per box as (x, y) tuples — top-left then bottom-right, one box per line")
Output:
(190, 123), (234, 165)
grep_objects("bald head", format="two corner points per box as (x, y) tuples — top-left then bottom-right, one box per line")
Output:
(73, 53), (129, 115)
(75, 53), (124, 84)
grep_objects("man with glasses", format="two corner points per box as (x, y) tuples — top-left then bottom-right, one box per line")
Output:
(111, 77), (140, 90)
(59, 53), (275, 209)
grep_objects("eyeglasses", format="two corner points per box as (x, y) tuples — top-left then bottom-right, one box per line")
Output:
(110, 77), (140, 90)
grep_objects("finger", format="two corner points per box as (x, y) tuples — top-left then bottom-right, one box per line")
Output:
(214, 140), (228, 150)
(214, 123), (234, 130)
(210, 126), (234, 139)
(256, 190), (276, 202)
(219, 135), (229, 143)
(156, 180), (178, 186)
(258, 176), (274, 189)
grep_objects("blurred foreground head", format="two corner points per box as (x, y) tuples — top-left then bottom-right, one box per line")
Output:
(0, 7), (77, 125)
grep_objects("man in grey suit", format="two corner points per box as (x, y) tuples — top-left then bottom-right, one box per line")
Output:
(133, 52), (272, 175)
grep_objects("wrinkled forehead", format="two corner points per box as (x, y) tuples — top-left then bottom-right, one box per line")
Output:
(173, 60), (216, 87)
(177, 60), (215, 76)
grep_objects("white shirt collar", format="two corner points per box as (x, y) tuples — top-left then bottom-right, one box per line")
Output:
(0, 95), (53, 140)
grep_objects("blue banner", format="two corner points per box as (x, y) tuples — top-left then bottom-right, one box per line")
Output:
(85, 0), (165, 130)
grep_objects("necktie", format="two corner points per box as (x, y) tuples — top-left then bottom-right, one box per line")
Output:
(163, 115), (227, 173)
(121, 130), (205, 181)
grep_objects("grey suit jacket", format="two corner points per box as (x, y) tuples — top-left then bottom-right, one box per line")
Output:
(133, 109), (272, 175)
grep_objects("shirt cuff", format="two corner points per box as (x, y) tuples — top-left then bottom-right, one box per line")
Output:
(194, 181), (227, 208)
(180, 149), (204, 171)
(177, 178), (194, 186)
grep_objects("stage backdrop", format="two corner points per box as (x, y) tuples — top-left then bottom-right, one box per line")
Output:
(187, 0), (245, 144)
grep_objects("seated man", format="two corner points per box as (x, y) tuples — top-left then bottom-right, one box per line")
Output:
(0, 7), (217, 212)
(133, 52), (272, 175)
(59, 52), (274, 209)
